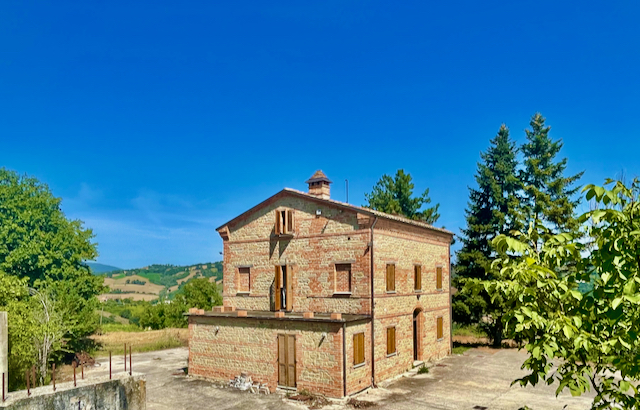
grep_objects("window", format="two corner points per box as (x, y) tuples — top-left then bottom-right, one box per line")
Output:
(414, 265), (422, 291)
(238, 267), (250, 293)
(436, 266), (443, 290)
(275, 209), (294, 235)
(386, 327), (396, 356)
(386, 264), (395, 292)
(437, 317), (444, 340)
(335, 263), (352, 293)
(353, 333), (365, 366)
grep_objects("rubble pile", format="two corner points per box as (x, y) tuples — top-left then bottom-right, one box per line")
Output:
(229, 373), (270, 394)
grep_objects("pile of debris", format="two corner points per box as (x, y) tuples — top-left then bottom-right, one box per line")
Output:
(74, 351), (96, 367)
(229, 373), (270, 394)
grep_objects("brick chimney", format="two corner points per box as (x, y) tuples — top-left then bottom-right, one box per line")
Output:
(306, 170), (332, 199)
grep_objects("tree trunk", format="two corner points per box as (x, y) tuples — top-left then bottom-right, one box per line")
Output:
(492, 316), (503, 348)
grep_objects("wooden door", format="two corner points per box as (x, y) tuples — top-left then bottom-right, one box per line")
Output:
(278, 334), (296, 388)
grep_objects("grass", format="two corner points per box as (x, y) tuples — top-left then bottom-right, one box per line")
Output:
(452, 345), (472, 354)
(91, 328), (188, 356)
(417, 365), (429, 374)
(98, 323), (142, 333)
(452, 323), (487, 338)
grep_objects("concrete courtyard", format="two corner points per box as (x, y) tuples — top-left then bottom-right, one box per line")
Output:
(84, 347), (594, 409)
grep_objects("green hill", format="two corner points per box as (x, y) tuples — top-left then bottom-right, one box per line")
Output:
(87, 262), (122, 274)
(99, 262), (223, 301)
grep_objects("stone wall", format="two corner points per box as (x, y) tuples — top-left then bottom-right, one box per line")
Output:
(222, 196), (372, 315)
(0, 374), (145, 410)
(189, 316), (346, 398)
(372, 225), (451, 382)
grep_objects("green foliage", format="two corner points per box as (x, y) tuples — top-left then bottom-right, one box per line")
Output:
(478, 178), (640, 408)
(0, 168), (103, 387)
(364, 169), (440, 224)
(180, 278), (222, 310)
(454, 125), (521, 345)
(417, 365), (429, 374)
(139, 300), (188, 330)
(520, 113), (583, 235)
(0, 272), (35, 390)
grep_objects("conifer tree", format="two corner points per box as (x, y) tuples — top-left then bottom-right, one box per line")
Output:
(453, 125), (521, 346)
(364, 169), (440, 224)
(520, 113), (583, 239)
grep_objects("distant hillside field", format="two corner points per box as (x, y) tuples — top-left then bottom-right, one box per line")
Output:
(87, 262), (122, 274)
(98, 262), (222, 302)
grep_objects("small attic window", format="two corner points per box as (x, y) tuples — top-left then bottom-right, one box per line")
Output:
(275, 209), (294, 235)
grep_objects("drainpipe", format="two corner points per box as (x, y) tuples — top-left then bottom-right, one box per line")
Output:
(449, 239), (453, 355)
(369, 216), (378, 387)
(342, 322), (347, 397)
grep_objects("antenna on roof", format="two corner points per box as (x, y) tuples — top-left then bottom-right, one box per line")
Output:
(345, 179), (349, 203)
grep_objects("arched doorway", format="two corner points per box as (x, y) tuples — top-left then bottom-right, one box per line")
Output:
(413, 308), (423, 361)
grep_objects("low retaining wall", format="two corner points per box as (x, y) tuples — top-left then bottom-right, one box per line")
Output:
(0, 373), (145, 410)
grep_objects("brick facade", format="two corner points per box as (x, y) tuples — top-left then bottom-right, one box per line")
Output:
(188, 172), (453, 398)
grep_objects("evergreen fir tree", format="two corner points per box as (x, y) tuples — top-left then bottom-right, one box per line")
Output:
(453, 124), (521, 346)
(364, 169), (440, 224)
(520, 113), (583, 238)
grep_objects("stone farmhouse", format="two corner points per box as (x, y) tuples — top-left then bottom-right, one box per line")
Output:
(187, 171), (453, 398)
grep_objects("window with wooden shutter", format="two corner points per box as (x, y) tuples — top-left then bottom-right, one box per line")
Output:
(275, 210), (282, 235)
(286, 210), (294, 234)
(437, 317), (443, 340)
(335, 263), (352, 293)
(274, 265), (282, 310)
(436, 266), (443, 290)
(275, 209), (294, 235)
(353, 333), (365, 366)
(414, 265), (422, 291)
(238, 267), (250, 293)
(386, 327), (396, 356)
(386, 264), (395, 292)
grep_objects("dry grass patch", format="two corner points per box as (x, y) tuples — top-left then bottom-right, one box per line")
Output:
(91, 328), (188, 356)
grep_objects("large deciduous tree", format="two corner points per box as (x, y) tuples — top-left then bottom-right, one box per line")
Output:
(480, 179), (640, 409)
(453, 125), (522, 346)
(0, 168), (103, 385)
(364, 169), (440, 224)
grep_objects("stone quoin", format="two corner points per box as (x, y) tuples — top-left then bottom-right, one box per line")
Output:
(187, 170), (453, 398)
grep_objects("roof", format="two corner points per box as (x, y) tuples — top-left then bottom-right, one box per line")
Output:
(305, 169), (332, 184)
(216, 187), (453, 236)
(186, 310), (371, 323)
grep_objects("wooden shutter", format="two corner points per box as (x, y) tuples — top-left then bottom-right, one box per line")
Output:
(415, 265), (422, 290)
(278, 334), (286, 384)
(386, 264), (395, 292)
(353, 333), (364, 365)
(286, 210), (294, 234)
(286, 334), (296, 387)
(285, 265), (293, 311)
(275, 265), (282, 310)
(278, 334), (296, 387)
(436, 266), (443, 290)
(387, 327), (396, 355)
(437, 317), (443, 339)
(275, 210), (281, 235)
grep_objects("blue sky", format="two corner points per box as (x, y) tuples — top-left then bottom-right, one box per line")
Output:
(1, 1), (639, 268)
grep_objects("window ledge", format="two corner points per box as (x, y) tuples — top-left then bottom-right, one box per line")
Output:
(386, 291), (397, 294)
(353, 363), (366, 369)
(386, 352), (397, 358)
(414, 290), (422, 293)
(236, 292), (250, 296)
(333, 292), (352, 297)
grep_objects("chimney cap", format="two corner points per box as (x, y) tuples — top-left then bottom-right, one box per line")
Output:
(305, 170), (332, 184)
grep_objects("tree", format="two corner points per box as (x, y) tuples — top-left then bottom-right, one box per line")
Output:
(520, 113), (583, 239)
(0, 168), (103, 365)
(479, 179), (640, 409)
(364, 169), (440, 224)
(180, 278), (222, 310)
(453, 125), (522, 346)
